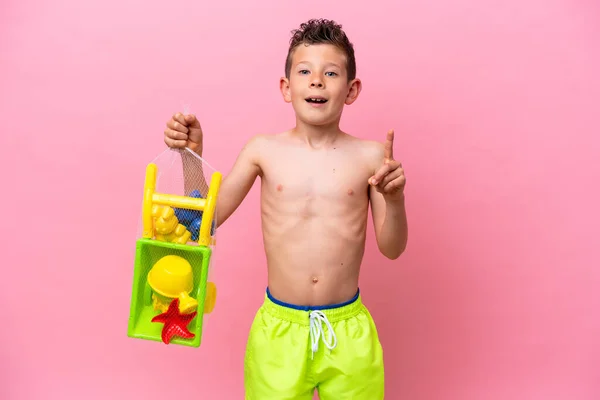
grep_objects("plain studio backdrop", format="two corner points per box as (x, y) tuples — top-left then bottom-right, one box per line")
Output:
(1, 0), (599, 399)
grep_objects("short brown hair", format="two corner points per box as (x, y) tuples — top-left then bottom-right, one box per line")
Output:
(285, 19), (356, 81)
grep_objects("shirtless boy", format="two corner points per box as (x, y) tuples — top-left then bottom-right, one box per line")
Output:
(163, 19), (408, 400)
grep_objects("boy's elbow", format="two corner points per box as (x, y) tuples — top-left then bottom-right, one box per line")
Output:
(378, 241), (407, 260)
(381, 248), (403, 260)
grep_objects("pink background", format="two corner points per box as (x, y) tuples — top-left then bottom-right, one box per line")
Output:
(1, 0), (599, 399)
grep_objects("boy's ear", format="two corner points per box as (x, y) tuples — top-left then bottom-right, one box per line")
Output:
(345, 78), (362, 105)
(280, 77), (292, 103)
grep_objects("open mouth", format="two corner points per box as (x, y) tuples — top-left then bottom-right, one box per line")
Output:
(305, 97), (328, 104)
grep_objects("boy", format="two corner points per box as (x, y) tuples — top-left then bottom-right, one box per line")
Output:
(163, 19), (407, 400)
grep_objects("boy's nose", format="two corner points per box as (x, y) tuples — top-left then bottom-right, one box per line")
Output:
(310, 80), (324, 88)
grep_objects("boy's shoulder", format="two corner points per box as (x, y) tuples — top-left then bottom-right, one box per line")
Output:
(238, 133), (274, 155)
(345, 133), (384, 151)
(238, 133), (284, 166)
(242, 131), (297, 153)
(243, 132), (285, 147)
(343, 133), (386, 170)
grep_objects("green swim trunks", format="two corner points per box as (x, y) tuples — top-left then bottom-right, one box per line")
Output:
(244, 288), (384, 399)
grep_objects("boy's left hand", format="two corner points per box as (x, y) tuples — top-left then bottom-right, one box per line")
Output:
(369, 129), (406, 201)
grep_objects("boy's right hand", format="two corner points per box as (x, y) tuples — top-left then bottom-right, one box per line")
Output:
(164, 112), (203, 156)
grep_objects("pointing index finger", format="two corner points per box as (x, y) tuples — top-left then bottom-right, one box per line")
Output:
(384, 129), (394, 161)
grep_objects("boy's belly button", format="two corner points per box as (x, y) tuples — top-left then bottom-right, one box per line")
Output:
(312, 276), (319, 283)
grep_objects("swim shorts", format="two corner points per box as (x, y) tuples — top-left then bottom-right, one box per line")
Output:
(244, 288), (384, 399)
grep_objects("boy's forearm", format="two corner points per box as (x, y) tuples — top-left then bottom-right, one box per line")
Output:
(182, 150), (209, 196)
(377, 195), (408, 260)
(181, 151), (227, 229)
(180, 144), (260, 230)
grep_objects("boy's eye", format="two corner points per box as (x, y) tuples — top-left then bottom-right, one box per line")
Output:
(299, 70), (310, 75)
(325, 72), (337, 77)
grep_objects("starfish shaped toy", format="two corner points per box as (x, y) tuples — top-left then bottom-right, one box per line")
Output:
(151, 298), (197, 344)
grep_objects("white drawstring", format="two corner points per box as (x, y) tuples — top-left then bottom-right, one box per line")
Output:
(309, 310), (337, 359)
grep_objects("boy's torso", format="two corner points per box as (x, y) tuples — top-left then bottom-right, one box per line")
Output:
(255, 131), (380, 306)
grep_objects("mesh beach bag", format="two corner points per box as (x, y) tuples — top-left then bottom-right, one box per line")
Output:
(127, 146), (221, 347)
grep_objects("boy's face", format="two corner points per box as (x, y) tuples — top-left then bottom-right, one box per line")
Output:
(280, 43), (361, 127)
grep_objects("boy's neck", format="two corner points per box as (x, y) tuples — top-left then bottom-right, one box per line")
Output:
(291, 118), (343, 149)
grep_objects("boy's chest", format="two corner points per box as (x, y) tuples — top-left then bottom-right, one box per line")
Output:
(261, 149), (373, 200)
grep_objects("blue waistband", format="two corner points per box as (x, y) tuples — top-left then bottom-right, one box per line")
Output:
(266, 287), (360, 311)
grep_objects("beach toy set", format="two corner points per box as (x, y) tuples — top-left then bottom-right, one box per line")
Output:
(127, 148), (221, 347)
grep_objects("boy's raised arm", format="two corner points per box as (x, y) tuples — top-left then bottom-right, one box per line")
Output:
(367, 130), (408, 260)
